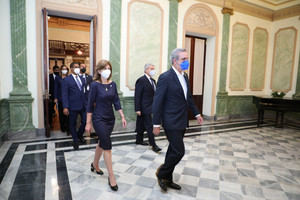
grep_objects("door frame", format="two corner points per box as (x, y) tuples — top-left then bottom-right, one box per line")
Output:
(42, 9), (97, 137)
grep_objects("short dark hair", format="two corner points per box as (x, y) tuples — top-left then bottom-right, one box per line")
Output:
(70, 62), (79, 68)
(53, 65), (59, 70)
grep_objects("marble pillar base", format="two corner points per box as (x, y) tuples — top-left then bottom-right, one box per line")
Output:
(8, 93), (34, 132)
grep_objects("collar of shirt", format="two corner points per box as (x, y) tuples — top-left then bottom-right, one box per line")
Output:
(80, 73), (86, 78)
(144, 73), (152, 84)
(72, 73), (82, 85)
(172, 66), (187, 99)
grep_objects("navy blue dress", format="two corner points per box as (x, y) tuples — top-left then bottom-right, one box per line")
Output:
(87, 81), (121, 150)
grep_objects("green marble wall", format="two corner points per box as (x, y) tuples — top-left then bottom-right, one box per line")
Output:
(127, 1), (162, 89)
(8, 0), (34, 132)
(272, 28), (297, 91)
(168, 0), (178, 68)
(0, 99), (9, 142)
(250, 28), (268, 90)
(110, 0), (122, 90)
(293, 50), (300, 99)
(216, 95), (257, 118)
(229, 23), (249, 90)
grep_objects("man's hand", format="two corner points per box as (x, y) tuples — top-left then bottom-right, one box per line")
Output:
(136, 111), (141, 116)
(63, 108), (69, 116)
(153, 127), (160, 136)
(196, 115), (203, 125)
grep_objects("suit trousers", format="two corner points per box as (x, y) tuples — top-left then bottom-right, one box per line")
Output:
(136, 114), (156, 146)
(157, 129), (185, 181)
(58, 102), (69, 132)
(69, 108), (86, 142)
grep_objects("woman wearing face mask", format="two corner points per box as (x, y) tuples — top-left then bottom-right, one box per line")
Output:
(85, 59), (127, 191)
(54, 65), (70, 134)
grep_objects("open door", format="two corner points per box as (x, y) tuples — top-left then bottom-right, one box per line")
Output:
(185, 35), (206, 119)
(42, 8), (51, 137)
(91, 15), (97, 74)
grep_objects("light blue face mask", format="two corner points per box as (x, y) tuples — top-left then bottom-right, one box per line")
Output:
(180, 60), (189, 70)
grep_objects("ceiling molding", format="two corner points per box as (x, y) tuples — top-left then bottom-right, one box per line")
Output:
(193, 0), (299, 21)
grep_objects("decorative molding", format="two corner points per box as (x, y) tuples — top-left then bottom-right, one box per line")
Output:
(250, 27), (268, 91)
(194, 0), (300, 21)
(258, 0), (296, 6)
(183, 3), (219, 116)
(48, 16), (90, 32)
(222, 7), (234, 15)
(271, 27), (297, 92)
(229, 22), (250, 91)
(42, 0), (97, 8)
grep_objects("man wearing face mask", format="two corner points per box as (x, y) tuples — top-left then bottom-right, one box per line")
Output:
(79, 63), (93, 106)
(49, 65), (60, 128)
(152, 48), (203, 192)
(134, 64), (162, 153)
(62, 62), (87, 150)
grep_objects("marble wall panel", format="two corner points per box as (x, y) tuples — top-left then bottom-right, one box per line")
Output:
(229, 23), (249, 90)
(250, 28), (268, 90)
(271, 27), (297, 92)
(127, 1), (163, 90)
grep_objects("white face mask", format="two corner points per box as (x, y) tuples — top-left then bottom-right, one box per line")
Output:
(61, 70), (68, 75)
(74, 68), (80, 75)
(100, 69), (111, 79)
(149, 70), (156, 77)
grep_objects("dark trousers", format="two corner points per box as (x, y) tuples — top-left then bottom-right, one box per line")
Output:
(157, 129), (185, 181)
(69, 108), (86, 142)
(58, 101), (69, 132)
(48, 100), (55, 127)
(136, 114), (156, 146)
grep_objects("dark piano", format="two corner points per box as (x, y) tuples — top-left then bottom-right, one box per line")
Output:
(253, 96), (300, 127)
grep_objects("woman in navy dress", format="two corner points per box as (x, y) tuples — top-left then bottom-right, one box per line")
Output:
(85, 59), (126, 191)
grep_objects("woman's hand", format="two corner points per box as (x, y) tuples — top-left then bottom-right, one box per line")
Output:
(121, 117), (127, 128)
(85, 122), (92, 133)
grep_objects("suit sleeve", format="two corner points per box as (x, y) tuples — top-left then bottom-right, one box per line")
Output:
(62, 78), (69, 109)
(152, 74), (168, 125)
(87, 82), (96, 113)
(134, 79), (143, 112)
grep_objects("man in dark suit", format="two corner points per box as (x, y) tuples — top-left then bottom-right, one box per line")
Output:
(79, 63), (93, 106)
(134, 63), (162, 153)
(62, 62), (86, 150)
(49, 65), (60, 128)
(152, 48), (203, 192)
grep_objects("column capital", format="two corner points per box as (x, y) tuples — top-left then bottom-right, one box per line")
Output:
(222, 7), (234, 15)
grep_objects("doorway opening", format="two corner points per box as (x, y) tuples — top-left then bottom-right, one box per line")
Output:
(43, 10), (97, 137)
(185, 35), (207, 120)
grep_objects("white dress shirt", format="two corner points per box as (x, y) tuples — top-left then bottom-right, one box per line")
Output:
(72, 73), (82, 85)
(172, 66), (187, 100)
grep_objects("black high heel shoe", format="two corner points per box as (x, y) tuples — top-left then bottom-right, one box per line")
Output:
(90, 163), (104, 175)
(108, 177), (118, 191)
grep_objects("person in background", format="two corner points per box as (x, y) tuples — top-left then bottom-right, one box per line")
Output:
(54, 65), (70, 135)
(62, 62), (86, 150)
(49, 65), (60, 128)
(85, 59), (127, 192)
(152, 48), (203, 192)
(134, 63), (161, 153)
(80, 63), (93, 107)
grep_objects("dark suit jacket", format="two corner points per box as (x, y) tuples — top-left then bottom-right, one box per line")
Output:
(49, 74), (55, 100)
(152, 68), (199, 130)
(81, 74), (93, 104)
(54, 76), (63, 102)
(62, 74), (86, 111)
(134, 75), (156, 115)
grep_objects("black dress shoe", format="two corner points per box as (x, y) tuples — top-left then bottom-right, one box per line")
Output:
(78, 136), (86, 143)
(155, 171), (167, 192)
(108, 177), (118, 191)
(73, 142), (79, 150)
(90, 163), (103, 175)
(167, 181), (181, 190)
(152, 145), (162, 153)
(136, 141), (148, 146)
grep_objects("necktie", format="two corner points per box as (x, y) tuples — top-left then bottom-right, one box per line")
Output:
(151, 79), (156, 91)
(75, 75), (82, 91)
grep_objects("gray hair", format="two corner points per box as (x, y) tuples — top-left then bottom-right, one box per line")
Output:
(170, 48), (187, 65)
(144, 63), (154, 72)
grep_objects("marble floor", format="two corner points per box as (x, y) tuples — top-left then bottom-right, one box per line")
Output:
(0, 119), (300, 200)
